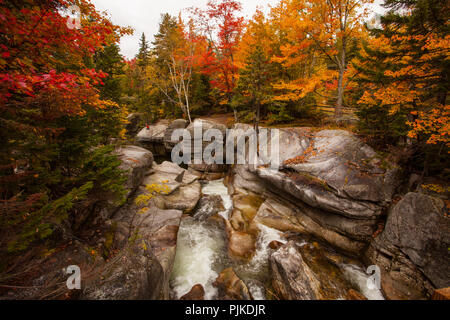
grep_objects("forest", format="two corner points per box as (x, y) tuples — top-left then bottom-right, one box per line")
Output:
(0, 0), (448, 301)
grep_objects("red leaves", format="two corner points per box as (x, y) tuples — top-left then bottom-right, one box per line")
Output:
(0, 0), (125, 117)
(192, 0), (244, 99)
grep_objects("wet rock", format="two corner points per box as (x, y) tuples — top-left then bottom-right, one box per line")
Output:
(180, 284), (205, 300)
(100, 201), (183, 300)
(255, 198), (368, 254)
(269, 241), (356, 300)
(365, 192), (450, 299)
(187, 167), (226, 181)
(269, 241), (284, 250)
(213, 268), (252, 300)
(204, 172), (227, 181)
(189, 163), (228, 173)
(432, 287), (450, 300)
(230, 192), (265, 232)
(136, 121), (169, 156)
(164, 119), (189, 151)
(193, 194), (225, 221)
(226, 220), (256, 262)
(346, 289), (368, 300)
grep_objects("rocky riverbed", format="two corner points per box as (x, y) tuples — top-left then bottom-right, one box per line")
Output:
(3, 118), (448, 300)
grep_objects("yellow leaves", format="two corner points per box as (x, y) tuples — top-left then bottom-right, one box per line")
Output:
(421, 184), (450, 194)
(135, 181), (171, 209)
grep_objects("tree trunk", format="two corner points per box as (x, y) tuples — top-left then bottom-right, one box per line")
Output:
(254, 99), (261, 135)
(335, 39), (346, 120)
(336, 69), (344, 119)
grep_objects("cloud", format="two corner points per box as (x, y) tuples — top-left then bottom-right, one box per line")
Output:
(91, 0), (278, 59)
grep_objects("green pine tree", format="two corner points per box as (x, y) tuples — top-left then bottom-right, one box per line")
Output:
(136, 32), (150, 68)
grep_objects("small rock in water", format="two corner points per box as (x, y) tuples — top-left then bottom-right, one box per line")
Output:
(193, 195), (225, 221)
(180, 284), (205, 300)
(213, 268), (252, 300)
(269, 240), (284, 250)
(227, 226), (256, 262)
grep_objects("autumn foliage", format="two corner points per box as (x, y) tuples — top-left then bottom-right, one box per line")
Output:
(0, 0), (131, 254)
(0, 0), (448, 262)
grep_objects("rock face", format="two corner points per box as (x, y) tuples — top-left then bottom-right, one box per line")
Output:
(82, 242), (166, 300)
(136, 121), (169, 156)
(186, 119), (228, 173)
(226, 222), (256, 262)
(213, 268), (252, 300)
(83, 163), (199, 300)
(269, 241), (358, 300)
(255, 198), (369, 253)
(73, 145), (153, 229)
(116, 145), (154, 196)
(229, 126), (400, 255)
(252, 129), (399, 219)
(164, 119), (189, 151)
(365, 193), (450, 299)
(142, 161), (201, 214)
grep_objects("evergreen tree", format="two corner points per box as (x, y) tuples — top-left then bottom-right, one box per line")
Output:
(234, 44), (273, 129)
(94, 43), (126, 103)
(136, 32), (150, 67)
(353, 0), (449, 175)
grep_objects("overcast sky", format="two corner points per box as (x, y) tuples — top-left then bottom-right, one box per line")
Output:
(90, 0), (385, 59)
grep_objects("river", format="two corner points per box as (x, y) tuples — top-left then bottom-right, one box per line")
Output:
(169, 178), (384, 300)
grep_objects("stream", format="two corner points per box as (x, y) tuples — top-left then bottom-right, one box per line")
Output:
(169, 179), (384, 300)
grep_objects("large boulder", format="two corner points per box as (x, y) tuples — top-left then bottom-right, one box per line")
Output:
(250, 128), (399, 219)
(228, 127), (400, 254)
(255, 198), (370, 253)
(164, 119), (189, 151)
(136, 121), (169, 156)
(186, 119), (228, 173)
(226, 225), (257, 262)
(142, 161), (201, 214)
(143, 161), (199, 194)
(84, 196), (184, 300)
(365, 193), (450, 299)
(162, 181), (202, 214)
(270, 241), (361, 300)
(116, 145), (154, 197)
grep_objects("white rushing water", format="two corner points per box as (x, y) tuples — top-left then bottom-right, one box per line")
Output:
(170, 179), (231, 300)
(201, 179), (233, 219)
(239, 224), (286, 300)
(171, 179), (381, 301)
(170, 217), (226, 300)
(341, 264), (385, 300)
